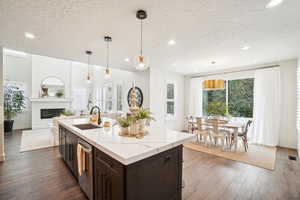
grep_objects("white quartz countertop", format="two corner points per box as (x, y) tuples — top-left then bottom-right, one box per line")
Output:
(58, 118), (196, 165)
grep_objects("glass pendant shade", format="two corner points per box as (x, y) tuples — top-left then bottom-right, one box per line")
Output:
(86, 50), (92, 84)
(135, 55), (149, 70)
(104, 68), (111, 79)
(203, 80), (225, 90)
(86, 75), (92, 84)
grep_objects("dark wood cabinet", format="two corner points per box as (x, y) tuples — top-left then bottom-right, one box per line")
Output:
(59, 126), (78, 180)
(93, 145), (182, 200)
(94, 148), (124, 200)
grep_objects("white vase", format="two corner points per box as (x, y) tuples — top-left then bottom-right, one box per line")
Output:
(120, 127), (129, 135)
(129, 122), (139, 135)
(138, 119), (147, 132)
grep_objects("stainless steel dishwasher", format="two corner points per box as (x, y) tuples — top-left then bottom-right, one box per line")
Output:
(77, 139), (93, 200)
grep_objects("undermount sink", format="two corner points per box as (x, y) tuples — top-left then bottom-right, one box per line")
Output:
(73, 123), (101, 130)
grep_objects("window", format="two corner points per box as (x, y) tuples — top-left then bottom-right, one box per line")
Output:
(116, 84), (123, 111)
(103, 84), (113, 112)
(202, 78), (254, 118)
(166, 82), (175, 119)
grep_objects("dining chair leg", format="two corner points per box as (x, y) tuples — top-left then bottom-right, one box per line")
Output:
(243, 137), (247, 152)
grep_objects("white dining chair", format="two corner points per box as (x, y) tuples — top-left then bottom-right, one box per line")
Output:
(196, 117), (211, 145)
(209, 119), (230, 150)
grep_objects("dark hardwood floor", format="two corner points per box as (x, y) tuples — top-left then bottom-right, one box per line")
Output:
(1, 130), (299, 200)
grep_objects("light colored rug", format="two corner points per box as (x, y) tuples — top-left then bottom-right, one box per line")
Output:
(184, 142), (277, 170)
(20, 129), (56, 152)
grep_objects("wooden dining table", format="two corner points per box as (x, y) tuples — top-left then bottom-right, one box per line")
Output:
(188, 119), (244, 151)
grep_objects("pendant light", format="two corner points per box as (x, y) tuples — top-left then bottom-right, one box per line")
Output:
(135, 10), (149, 70)
(203, 80), (225, 90)
(104, 36), (112, 79)
(86, 50), (92, 84)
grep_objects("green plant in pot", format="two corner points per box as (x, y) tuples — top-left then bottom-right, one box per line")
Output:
(4, 84), (26, 133)
(55, 90), (64, 98)
(136, 108), (155, 132)
(205, 101), (227, 119)
(117, 116), (132, 135)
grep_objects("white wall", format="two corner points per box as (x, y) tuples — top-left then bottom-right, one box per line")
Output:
(4, 53), (32, 129)
(297, 59), (300, 157)
(0, 47), (4, 161)
(149, 68), (185, 131)
(279, 59), (297, 149)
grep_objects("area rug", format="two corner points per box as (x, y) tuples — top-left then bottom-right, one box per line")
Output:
(20, 129), (56, 152)
(184, 142), (277, 170)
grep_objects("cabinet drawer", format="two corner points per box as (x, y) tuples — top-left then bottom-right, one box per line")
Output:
(94, 148), (124, 173)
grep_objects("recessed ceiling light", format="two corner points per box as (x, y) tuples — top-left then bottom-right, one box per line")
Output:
(266, 0), (283, 8)
(24, 32), (35, 39)
(241, 46), (250, 50)
(253, 60), (258, 63)
(168, 39), (176, 46)
(124, 58), (130, 62)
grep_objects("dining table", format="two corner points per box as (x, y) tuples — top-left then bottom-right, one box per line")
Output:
(188, 118), (244, 151)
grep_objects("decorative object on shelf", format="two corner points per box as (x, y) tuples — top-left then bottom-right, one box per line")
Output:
(55, 90), (64, 98)
(41, 76), (65, 98)
(135, 9), (149, 70)
(203, 79), (225, 90)
(86, 50), (92, 84)
(104, 36), (112, 79)
(4, 83), (26, 133)
(127, 86), (143, 108)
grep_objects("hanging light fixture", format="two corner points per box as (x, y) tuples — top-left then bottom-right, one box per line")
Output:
(135, 10), (149, 70)
(104, 36), (112, 79)
(86, 50), (92, 84)
(203, 80), (225, 90)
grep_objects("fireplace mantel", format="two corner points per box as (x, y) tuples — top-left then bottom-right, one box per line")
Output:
(30, 98), (71, 103)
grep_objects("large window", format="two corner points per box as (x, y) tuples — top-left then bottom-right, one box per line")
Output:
(203, 78), (254, 118)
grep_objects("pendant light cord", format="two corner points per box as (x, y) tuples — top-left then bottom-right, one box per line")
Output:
(106, 40), (109, 69)
(87, 54), (90, 76)
(140, 19), (143, 55)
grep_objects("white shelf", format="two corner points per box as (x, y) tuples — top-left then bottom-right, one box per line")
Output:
(29, 98), (71, 102)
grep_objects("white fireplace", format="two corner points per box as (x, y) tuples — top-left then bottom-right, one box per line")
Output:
(31, 98), (70, 129)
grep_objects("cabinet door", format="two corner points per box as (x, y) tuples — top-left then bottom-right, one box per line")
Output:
(126, 146), (182, 200)
(59, 126), (66, 160)
(94, 150), (124, 200)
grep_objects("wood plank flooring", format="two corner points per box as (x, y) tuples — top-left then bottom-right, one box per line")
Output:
(1, 130), (300, 200)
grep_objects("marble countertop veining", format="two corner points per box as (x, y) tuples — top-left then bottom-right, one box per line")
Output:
(58, 118), (196, 165)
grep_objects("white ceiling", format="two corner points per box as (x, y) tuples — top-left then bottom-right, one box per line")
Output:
(0, 0), (300, 75)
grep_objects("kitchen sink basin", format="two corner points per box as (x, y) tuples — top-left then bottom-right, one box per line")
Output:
(73, 123), (101, 130)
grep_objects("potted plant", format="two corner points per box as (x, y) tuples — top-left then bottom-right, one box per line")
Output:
(206, 101), (227, 119)
(4, 84), (26, 133)
(117, 117), (131, 135)
(136, 108), (155, 132)
(55, 90), (64, 98)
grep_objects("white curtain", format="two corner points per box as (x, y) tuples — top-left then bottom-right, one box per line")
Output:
(188, 77), (203, 117)
(251, 67), (281, 146)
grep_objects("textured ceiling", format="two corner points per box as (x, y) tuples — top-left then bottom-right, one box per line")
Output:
(0, 0), (300, 75)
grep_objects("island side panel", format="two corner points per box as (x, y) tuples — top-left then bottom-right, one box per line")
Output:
(125, 145), (183, 200)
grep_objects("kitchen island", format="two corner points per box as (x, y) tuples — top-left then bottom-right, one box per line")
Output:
(58, 118), (196, 200)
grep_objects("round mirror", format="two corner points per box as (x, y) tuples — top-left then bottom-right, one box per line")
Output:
(41, 77), (65, 98)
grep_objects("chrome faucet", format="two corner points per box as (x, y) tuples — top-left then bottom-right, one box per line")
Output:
(90, 106), (102, 125)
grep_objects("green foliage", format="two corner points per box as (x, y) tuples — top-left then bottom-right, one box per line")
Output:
(61, 109), (74, 116)
(205, 101), (227, 116)
(117, 116), (132, 128)
(136, 108), (155, 121)
(4, 84), (26, 120)
(228, 79), (253, 118)
(203, 79), (254, 118)
(55, 90), (64, 98)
